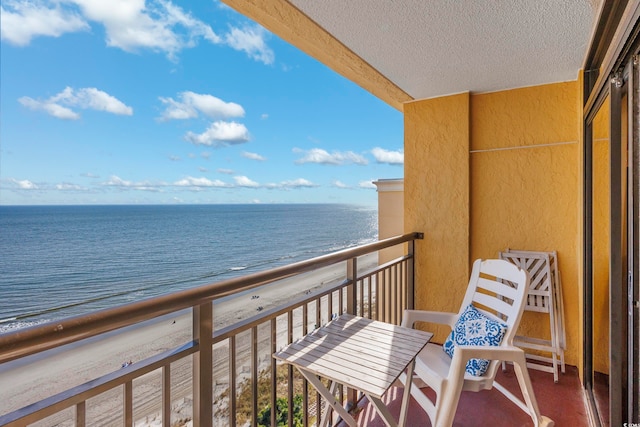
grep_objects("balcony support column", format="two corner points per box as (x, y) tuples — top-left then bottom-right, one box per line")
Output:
(193, 302), (213, 427)
(405, 93), (470, 341)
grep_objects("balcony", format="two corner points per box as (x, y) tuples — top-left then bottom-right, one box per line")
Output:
(0, 234), (587, 426)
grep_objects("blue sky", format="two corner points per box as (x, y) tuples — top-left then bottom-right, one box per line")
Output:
(0, 0), (404, 206)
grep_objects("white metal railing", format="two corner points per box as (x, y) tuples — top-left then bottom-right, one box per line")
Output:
(0, 233), (422, 427)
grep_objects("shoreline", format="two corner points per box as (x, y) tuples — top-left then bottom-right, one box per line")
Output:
(0, 253), (379, 425)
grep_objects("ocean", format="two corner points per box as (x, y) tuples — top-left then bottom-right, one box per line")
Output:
(0, 204), (377, 333)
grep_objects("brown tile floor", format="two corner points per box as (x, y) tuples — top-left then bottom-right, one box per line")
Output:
(338, 364), (588, 426)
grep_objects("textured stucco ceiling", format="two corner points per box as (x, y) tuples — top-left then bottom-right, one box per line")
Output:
(289, 1), (599, 100)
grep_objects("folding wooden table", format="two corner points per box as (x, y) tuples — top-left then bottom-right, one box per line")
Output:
(274, 314), (432, 427)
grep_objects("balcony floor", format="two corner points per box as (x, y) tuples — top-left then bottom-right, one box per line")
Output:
(340, 364), (588, 426)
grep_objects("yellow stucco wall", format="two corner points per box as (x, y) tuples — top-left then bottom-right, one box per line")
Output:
(405, 83), (583, 366)
(470, 82), (580, 365)
(404, 93), (470, 340)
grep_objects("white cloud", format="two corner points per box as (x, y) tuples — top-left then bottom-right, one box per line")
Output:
(5, 172), (323, 195)
(102, 175), (162, 191)
(161, 1), (220, 44)
(158, 97), (196, 120)
(225, 25), (274, 65)
(70, 0), (219, 60)
(174, 176), (226, 187)
(19, 87), (133, 119)
(177, 175), (316, 190)
(18, 96), (80, 120)
(1, 1), (89, 46)
(260, 113), (269, 120)
(55, 182), (86, 190)
(359, 180), (377, 189)
(198, 166), (208, 172)
(3, 1), (276, 63)
(169, 155), (181, 161)
(371, 147), (404, 165)
(242, 151), (266, 161)
(5, 178), (92, 192)
(217, 168), (234, 175)
(201, 152), (211, 159)
(101, 174), (231, 191)
(234, 175), (259, 188)
(333, 180), (350, 189)
(70, 87), (133, 115)
(103, 176), (133, 186)
(159, 91), (244, 121)
(280, 178), (316, 188)
(184, 121), (249, 146)
(11, 178), (38, 189)
(184, 92), (243, 118)
(294, 148), (368, 166)
(265, 178), (317, 189)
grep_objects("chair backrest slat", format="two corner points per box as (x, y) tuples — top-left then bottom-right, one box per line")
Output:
(476, 277), (519, 301)
(472, 293), (516, 322)
(457, 259), (530, 380)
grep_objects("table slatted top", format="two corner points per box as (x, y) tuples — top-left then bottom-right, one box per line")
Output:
(273, 314), (433, 398)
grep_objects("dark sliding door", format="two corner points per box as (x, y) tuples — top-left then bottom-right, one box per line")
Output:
(584, 49), (640, 426)
(628, 54), (640, 424)
(609, 63), (629, 427)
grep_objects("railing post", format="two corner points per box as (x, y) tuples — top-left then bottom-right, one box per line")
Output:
(346, 257), (357, 315)
(193, 302), (213, 427)
(251, 326), (258, 427)
(162, 364), (171, 427)
(270, 318), (277, 427)
(124, 381), (133, 427)
(76, 401), (86, 427)
(407, 239), (416, 310)
(345, 257), (358, 412)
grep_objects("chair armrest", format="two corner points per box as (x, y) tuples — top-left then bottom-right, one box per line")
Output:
(447, 345), (529, 384)
(452, 345), (527, 364)
(401, 309), (458, 328)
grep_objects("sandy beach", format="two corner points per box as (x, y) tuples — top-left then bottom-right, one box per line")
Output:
(0, 253), (378, 426)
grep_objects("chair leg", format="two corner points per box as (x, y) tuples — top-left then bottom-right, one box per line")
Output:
(433, 362), (467, 427)
(511, 353), (555, 427)
(434, 382), (465, 427)
(398, 371), (437, 425)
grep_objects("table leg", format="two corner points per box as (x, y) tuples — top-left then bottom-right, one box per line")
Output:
(365, 394), (398, 427)
(296, 368), (358, 427)
(398, 359), (416, 427)
(320, 381), (339, 427)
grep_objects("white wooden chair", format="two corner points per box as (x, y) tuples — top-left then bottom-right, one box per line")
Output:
(400, 259), (554, 427)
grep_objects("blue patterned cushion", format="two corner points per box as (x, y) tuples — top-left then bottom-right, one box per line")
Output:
(442, 304), (508, 376)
